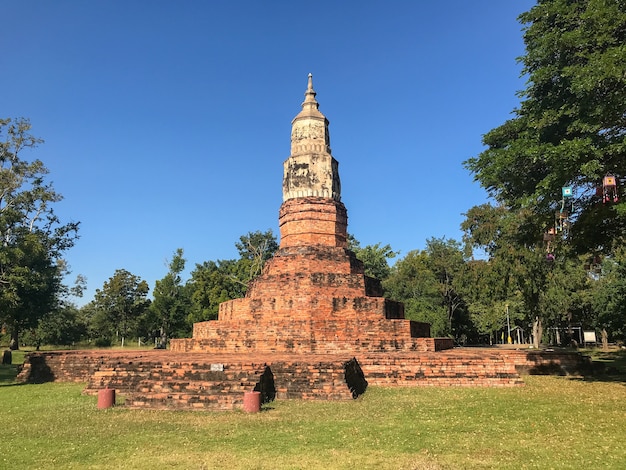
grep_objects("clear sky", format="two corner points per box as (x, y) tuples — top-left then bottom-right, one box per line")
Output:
(2, 1), (535, 305)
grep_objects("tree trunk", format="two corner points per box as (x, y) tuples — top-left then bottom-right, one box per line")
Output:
(2, 350), (12, 365)
(532, 316), (543, 349)
(9, 328), (19, 350)
(602, 328), (609, 351)
(160, 326), (168, 349)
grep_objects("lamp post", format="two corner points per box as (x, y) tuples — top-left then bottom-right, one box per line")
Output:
(506, 303), (512, 344)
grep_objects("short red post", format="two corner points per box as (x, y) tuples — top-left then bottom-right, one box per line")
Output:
(97, 388), (116, 409)
(243, 391), (261, 413)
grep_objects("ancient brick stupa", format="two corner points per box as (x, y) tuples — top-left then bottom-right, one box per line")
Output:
(171, 74), (448, 355)
(20, 76), (582, 410)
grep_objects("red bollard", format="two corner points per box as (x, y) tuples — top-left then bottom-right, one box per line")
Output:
(243, 391), (261, 413)
(97, 388), (116, 409)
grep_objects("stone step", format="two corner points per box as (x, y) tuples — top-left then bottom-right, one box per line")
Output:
(126, 392), (242, 411)
(358, 352), (523, 386)
(19, 349), (595, 411)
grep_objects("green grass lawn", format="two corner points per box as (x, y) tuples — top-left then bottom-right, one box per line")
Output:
(1, 351), (625, 469)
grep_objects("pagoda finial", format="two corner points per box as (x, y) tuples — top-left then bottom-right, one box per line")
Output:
(302, 73), (318, 109)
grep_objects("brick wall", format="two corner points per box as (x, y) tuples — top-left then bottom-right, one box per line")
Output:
(278, 197), (348, 248)
(16, 348), (591, 411)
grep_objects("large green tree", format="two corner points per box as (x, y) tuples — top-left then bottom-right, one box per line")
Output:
(465, 0), (626, 255)
(462, 204), (555, 347)
(463, 1), (626, 344)
(0, 118), (79, 349)
(462, 259), (524, 344)
(187, 259), (242, 323)
(424, 238), (468, 335)
(234, 229), (279, 288)
(383, 238), (471, 338)
(93, 269), (150, 347)
(148, 248), (191, 346)
(23, 304), (87, 349)
(591, 246), (626, 343)
(384, 250), (448, 336)
(186, 230), (278, 323)
(348, 234), (399, 281)
(539, 256), (592, 343)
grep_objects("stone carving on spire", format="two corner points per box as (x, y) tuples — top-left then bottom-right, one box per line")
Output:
(283, 74), (341, 201)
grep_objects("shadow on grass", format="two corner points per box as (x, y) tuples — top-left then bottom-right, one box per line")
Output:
(0, 364), (23, 386)
(569, 349), (626, 384)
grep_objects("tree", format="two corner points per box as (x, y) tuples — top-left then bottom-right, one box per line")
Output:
(384, 250), (448, 336)
(424, 238), (468, 336)
(464, 0), (626, 255)
(23, 272), (88, 350)
(93, 269), (150, 347)
(234, 229), (279, 289)
(463, 2), (626, 344)
(348, 234), (399, 281)
(591, 246), (626, 344)
(149, 248), (191, 346)
(187, 259), (244, 323)
(539, 256), (592, 345)
(463, 259), (514, 344)
(462, 204), (559, 347)
(186, 230), (278, 324)
(0, 118), (79, 349)
(23, 304), (87, 349)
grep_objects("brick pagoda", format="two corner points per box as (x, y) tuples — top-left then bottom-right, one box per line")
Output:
(18, 76), (591, 411)
(170, 74), (449, 355)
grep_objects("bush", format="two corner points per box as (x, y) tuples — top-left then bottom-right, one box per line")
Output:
(94, 337), (112, 348)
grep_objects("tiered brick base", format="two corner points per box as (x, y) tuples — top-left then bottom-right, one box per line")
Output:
(16, 348), (592, 410)
(171, 198), (448, 355)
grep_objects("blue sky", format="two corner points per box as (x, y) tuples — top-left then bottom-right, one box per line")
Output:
(2, 1), (535, 305)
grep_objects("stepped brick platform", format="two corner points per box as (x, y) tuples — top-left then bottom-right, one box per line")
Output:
(16, 348), (592, 410)
(170, 226), (440, 355)
(16, 77), (592, 411)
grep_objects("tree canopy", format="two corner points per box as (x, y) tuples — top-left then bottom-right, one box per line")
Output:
(465, 0), (626, 255)
(148, 248), (191, 345)
(93, 269), (150, 347)
(0, 118), (79, 349)
(187, 230), (278, 323)
(462, 0), (626, 345)
(348, 234), (398, 281)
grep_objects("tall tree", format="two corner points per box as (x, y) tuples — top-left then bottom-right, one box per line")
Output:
(0, 118), (79, 349)
(464, 0), (626, 255)
(187, 259), (243, 323)
(234, 229), (279, 289)
(591, 246), (626, 344)
(149, 248), (190, 346)
(463, 1), (626, 344)
(539, 256), (592, 344)
(424, 238), (468, 335)
(348, 234), (399, 281)
(384, 250), (448, 336)
(186, 230), (278, 324)
(24, 304), (87, 349)
(93, 269), (150, 347)
(462, 259), (524, 344)
(462, 204), (554, 347)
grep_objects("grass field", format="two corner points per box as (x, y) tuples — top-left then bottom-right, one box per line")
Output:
(1, 349), (625, 469)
